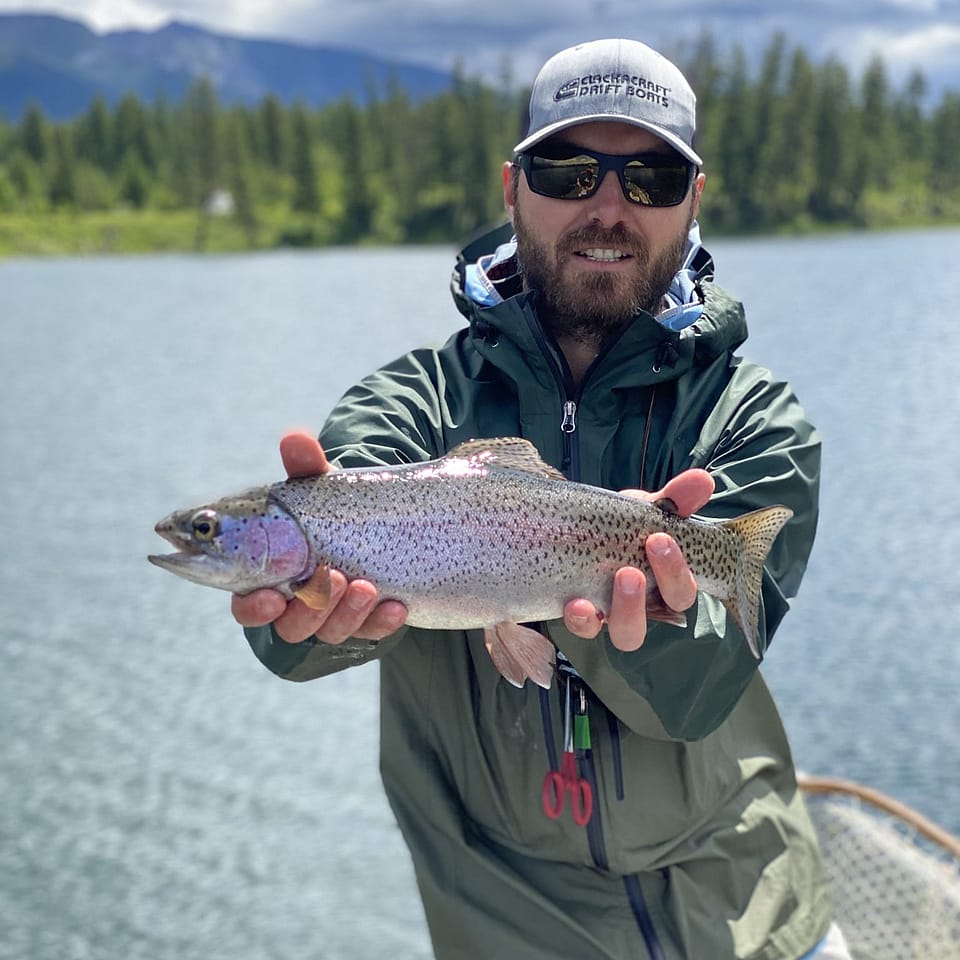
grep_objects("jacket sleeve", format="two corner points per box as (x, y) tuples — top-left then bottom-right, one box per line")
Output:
(557, 359), (821, 741)
(244, 348), (449, 682)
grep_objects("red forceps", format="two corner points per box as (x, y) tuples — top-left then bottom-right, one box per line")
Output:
(542, 680), (593, 826)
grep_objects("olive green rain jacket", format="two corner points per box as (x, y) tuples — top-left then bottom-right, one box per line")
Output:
(245, 225), (832, 959)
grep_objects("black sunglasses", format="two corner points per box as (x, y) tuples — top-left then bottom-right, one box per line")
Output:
(515, 145), (697, 208)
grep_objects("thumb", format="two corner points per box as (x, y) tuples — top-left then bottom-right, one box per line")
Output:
(651, 468), (714, 518)
(279, 431), (330, 478)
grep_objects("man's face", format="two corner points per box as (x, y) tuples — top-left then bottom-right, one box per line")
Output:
(504, 121), (704, 346)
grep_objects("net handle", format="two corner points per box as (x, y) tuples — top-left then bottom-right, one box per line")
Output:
(798, 774), (960, 860)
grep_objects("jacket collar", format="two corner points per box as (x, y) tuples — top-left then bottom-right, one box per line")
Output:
(450, 222), (747, 394)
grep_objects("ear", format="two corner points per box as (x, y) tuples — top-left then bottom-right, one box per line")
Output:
(691, 171), (706, 217)
(502, 161), (518, 225)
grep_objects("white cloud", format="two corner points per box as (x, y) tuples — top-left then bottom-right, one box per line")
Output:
(870, 22), (960, 62)
(820, 20), (960, 81)
(0, 0), (163, 31)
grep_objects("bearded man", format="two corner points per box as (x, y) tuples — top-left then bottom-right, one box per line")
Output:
(234, 38), (850, 960)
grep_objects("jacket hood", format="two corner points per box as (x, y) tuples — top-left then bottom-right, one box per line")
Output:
(451, 221), (748, 376)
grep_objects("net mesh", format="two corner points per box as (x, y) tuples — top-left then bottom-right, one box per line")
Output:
(800, 778), (960, 960)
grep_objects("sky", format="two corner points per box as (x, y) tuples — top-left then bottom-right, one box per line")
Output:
(3, 0), (960, 93)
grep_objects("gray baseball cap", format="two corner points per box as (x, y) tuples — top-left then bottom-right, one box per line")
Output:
(514, 38), (702, 166)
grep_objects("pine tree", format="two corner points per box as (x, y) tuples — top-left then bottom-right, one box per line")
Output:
(766, 47), (818, 227)
(118, 150), (151, 208)
(114, 93), (157, 172)
(750, 33), (788, 230)
(290, 103), (320, 215)
(183, 78), (223, 205)
(6, 150), (47, 212)
(334, 99), (376, 242)
(929, 92), (960, 206)
(19, 102), (51, 166)
(225, 110), (259, 244)
(182, 78), (223, 249)
(74, 96), (112, 172)
(812, 58), (857, 222)
(858, 57), (895, 191)
(47, 127), (77, 207)
(712, 46), (756, 231)
(682, 30), (723, 171)
(258, 94), (289, 171)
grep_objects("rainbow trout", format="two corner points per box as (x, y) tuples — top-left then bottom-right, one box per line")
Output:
(149, 438), (792, 687)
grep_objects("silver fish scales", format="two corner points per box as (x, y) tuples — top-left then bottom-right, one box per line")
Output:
(149, 438), (793, 687)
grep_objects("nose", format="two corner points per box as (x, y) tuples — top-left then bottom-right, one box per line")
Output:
(586, 169), (632, 225)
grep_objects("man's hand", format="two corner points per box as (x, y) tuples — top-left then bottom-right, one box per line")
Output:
(230, 432), (408, 644)
(562, 469), (715, 652)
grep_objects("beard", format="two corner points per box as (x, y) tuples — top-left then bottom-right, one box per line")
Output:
(514, 199), (694, 347)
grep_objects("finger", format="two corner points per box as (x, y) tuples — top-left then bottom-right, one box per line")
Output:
(606, 567), (649, 652)
(620, 469), (714, 518)
(231, 588), (288, 627)
(313, 579), (382, 645)
(352, 600), (409, 641)
(274, 570), (349, 643)
(563, 597), (605, 639)
(653, 468), (714, 517)
(280, 431), (330, 478)
(646, 533), (698, 612)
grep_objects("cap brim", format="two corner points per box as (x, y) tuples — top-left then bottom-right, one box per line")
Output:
(514, 115), (702, 166)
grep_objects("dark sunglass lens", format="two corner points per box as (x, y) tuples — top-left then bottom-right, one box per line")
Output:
(624, 162), (691, 206)
(530, 155), (601, 199)
(523, 150), (693, 206)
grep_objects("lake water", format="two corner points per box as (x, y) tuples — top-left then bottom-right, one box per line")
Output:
(1, 228), (959, 959)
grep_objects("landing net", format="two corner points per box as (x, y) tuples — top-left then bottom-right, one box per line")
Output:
(798, 775), (960, 959)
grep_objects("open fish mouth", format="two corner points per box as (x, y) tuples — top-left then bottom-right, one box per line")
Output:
(147, 548), (205, 572)
(147, 545), (230, 589)
(148, 521), (206, 571)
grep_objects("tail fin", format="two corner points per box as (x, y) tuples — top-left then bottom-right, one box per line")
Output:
(720, 505), (794, 659)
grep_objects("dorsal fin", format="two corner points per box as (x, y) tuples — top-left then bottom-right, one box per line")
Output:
(445, 437), (566, 481)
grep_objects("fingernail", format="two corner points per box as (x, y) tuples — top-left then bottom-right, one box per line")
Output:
(618, 568), (644, 595)
(646, 538), (672, 560)
(346, 592), (373, 612)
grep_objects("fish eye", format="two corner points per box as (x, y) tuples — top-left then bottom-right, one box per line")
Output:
(191, 510), (219, 541)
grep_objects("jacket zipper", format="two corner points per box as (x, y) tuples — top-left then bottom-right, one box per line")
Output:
(560, 399), (580, 478)
(527, 308), (664, 958)
(522, 311), (582, 475)
(525, 311), (609, 865)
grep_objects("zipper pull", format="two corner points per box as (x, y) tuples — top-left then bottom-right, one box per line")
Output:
(561, 400), (578, 434)
(573, 682), (591, 753)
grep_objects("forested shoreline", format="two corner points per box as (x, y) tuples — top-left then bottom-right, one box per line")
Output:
(1, 33), (959, 256)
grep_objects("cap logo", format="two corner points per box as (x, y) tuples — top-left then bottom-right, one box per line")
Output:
(553, 74), (671, 109)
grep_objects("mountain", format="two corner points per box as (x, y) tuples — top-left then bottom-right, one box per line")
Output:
(0, 13), (453, 120)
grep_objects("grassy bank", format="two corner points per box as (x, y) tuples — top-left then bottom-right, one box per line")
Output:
(2, 203), (959, 259)
(0, 207), (347, 257)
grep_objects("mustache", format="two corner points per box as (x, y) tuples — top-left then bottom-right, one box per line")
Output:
(558, 224), (648, 259)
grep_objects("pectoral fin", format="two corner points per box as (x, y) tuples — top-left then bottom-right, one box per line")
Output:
(293, 563), (332, 611)
(484, 623), (556, 689)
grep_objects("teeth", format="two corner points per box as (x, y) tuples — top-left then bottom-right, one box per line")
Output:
(580, 248), (627, 261)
